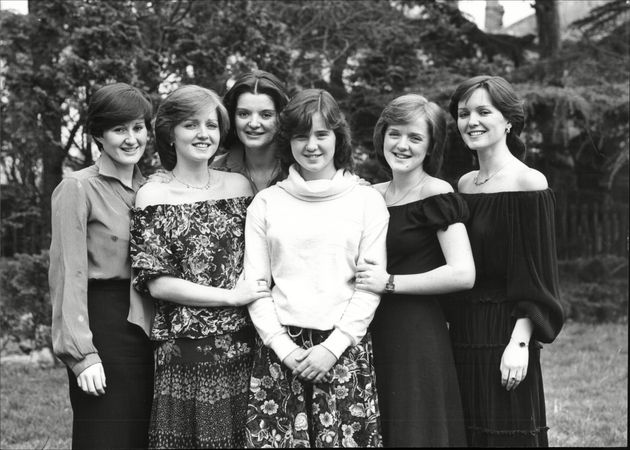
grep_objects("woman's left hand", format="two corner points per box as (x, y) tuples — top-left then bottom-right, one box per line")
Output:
(355, 258), (388, 294)
(500, 340), (529, 391)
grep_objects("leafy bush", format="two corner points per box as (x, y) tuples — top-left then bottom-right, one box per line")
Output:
(0, 251), (51, 352)
(558, 255), (628, 323)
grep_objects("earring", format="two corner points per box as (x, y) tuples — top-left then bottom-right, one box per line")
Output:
(506, 123), (512, 134)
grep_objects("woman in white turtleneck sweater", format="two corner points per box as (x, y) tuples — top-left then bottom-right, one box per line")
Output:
(243, 89), (388, 448)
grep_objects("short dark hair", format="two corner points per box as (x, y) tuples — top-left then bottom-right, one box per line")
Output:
(154, 85), (229, 171)
(448, 75), (526, 160)
(277, 89), (354, 172)
(373, 93), (447, 177)
(222, 70), (289, 149)
(85, 83), (153, 151)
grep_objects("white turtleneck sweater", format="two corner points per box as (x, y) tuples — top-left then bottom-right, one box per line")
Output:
(245, 165), (389, 361)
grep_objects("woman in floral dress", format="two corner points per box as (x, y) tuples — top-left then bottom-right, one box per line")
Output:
(130, 85), (270, 448)
(243, 89), (389, 447)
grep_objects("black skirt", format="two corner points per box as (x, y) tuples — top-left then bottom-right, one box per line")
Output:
(448, 286), (548, 447)
(67, 279), (154, 450)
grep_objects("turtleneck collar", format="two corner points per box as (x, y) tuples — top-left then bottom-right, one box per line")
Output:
(276, 164), (359, 202)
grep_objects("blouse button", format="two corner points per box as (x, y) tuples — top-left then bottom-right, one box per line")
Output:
(77, 315), (85, 323)
(111, 235), (118, 241)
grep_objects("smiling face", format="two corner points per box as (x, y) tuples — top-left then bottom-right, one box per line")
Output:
(290, 112), (337, 181)
(95, 118), (148, 168)
(172, 107), (220, 165)
(235, 92), (278, 151)
(457, 88), (510, 152)
(383, 115), (431, 175)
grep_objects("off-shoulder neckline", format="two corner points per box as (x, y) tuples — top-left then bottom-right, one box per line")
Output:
(132, 195), (252, 211)
(458, 188), (553, 197)
(386, 191), (457, 209)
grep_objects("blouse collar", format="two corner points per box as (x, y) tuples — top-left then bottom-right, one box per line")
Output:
(95, 152), (144, 190)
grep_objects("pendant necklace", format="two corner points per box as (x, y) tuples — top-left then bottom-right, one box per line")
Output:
(171, 169), (212, 190)
(385, 173), (427, 206)
(473, 161), (510, 186)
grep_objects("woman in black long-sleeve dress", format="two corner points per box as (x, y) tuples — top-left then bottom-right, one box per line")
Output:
(447, 75), (565, 447)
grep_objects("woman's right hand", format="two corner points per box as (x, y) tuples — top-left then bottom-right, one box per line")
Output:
(77, 363), (106, 396)
(231, 278), (270, 306)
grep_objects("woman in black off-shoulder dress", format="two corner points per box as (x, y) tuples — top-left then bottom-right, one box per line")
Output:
(447, 75), (564, 447)
(357, 94), (475, 447)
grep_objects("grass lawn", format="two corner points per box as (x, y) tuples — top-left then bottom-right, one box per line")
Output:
(544, 321), (628, 447)
(0, 321), (627, 448)
(0, 363), (71, 449)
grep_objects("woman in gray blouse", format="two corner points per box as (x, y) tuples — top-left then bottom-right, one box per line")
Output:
(49, 83), (154, 449)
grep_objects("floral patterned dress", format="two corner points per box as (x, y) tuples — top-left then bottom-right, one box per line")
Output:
(130, 197), (254, 449)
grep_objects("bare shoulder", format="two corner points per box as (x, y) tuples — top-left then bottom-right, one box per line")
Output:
(135, 181), (171, 209)
(371, 181), (389, 196)
(514, 166), (548, 191)
(457, 171), (476, 193)
(212, 169), (253, 197)
(422, 176), (454, 198)
(144, 169), (173, 185)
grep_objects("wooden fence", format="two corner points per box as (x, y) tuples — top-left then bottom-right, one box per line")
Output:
(556, 200), (629, 260)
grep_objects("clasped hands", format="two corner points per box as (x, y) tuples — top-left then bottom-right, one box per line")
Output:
(283, 345), (337, 384)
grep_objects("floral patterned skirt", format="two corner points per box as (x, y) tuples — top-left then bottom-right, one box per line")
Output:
(245, 328), (382, 448)
(149, 326), (255, 449)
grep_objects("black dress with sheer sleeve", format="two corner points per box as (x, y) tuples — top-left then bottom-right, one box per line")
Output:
(370, 193), (468, 447)
(447, 189), (564, 447)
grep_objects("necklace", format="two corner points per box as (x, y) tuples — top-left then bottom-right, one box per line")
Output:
(384, 173), (427, 206)
(171, 169), (212, 190)
(473, 161), (510, 186)
(243, 159), (280, 194)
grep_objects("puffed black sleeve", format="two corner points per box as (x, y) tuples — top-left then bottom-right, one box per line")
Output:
(506, 189), (564, 343)
(409, 192), (470, 231)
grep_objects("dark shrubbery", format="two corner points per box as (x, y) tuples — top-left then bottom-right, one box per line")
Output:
(0, 251), (51, 353)
(558, 255), (628, 323)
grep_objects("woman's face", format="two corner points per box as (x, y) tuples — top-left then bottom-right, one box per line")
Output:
(291, 112), (337, 181)
(456, 88), (509, 152)
(96, 118), (147, 168)
(235, 92), (278, 151)
(383, 115), (430, 175)
(172, 106), (221, 165)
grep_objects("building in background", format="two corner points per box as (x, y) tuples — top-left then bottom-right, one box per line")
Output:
(486, 0), (615, 39)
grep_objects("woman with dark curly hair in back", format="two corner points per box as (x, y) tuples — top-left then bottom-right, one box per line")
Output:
(212, 70), (290, 193)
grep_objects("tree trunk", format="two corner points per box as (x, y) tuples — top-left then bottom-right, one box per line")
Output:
(534, 0), (561, 58)
(29, 0), (66, 250)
